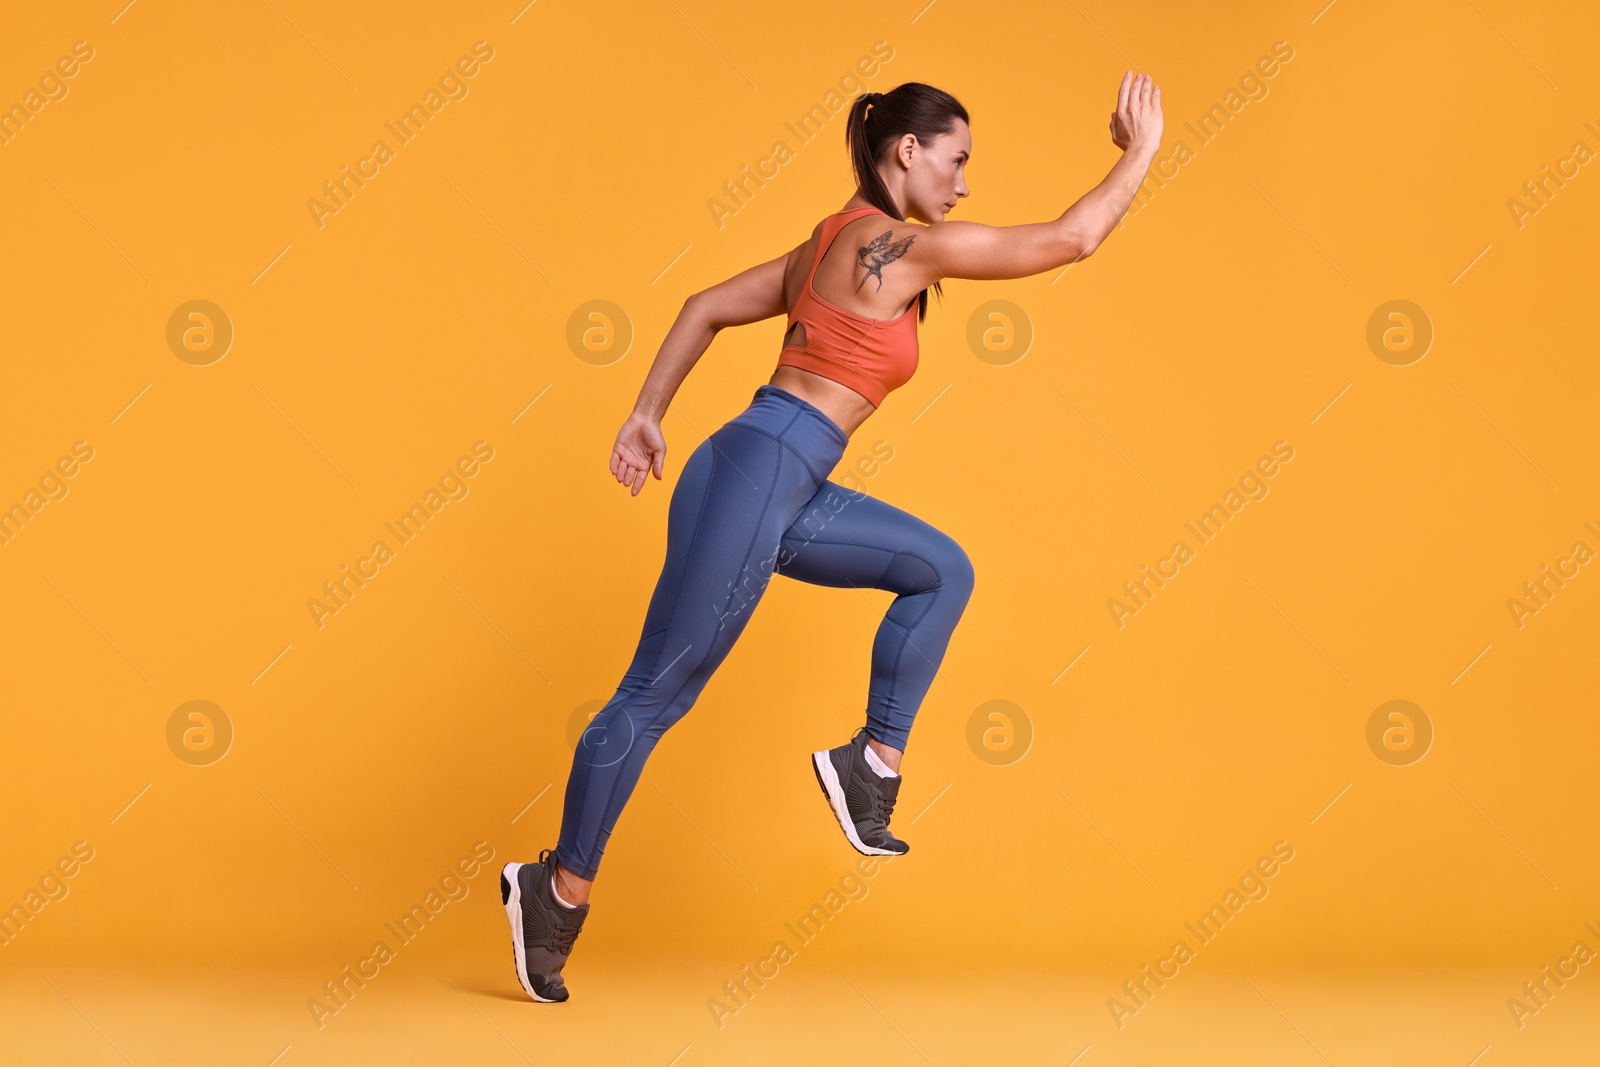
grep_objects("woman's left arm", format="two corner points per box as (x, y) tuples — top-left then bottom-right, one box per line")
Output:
(629, 244), (801, 422)
(612, 244), (802, 495)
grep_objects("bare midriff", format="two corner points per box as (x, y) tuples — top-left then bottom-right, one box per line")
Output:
(767, 364), (878, 440)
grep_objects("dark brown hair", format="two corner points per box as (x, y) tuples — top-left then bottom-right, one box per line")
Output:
(845, 82), (970, 322)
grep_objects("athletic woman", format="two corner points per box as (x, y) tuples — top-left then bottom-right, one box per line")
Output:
(502, 73), (1164, 1002)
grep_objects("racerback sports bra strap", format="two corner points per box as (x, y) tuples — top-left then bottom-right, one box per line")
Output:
(774, 205), (920, 408)
(809, 206), (884, 287)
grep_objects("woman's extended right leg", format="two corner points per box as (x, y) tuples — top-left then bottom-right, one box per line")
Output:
(551, 396), (844, 889)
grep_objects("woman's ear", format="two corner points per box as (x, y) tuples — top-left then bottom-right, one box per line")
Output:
(896, 133), (917, 168)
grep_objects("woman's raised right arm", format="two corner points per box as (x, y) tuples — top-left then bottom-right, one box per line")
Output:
(918, 71), (1163, 281)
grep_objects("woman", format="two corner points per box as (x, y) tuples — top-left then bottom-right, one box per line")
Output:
(502, 73), (1164, 1002)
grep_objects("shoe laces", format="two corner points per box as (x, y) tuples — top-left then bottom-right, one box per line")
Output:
(869, 775), (899, 827)
(551, 922), (582, 956)
(852, 732), (901, 827)
(880, 783), (899, 825)
(538, 848), (585, 955)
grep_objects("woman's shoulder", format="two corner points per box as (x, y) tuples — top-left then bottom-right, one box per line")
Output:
(833, 212), (932, 288)
(801, 210), (927, 320)
(833, 210), (931, 259)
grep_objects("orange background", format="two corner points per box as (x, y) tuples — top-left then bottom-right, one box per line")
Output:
(2, 0), (1597, 1063)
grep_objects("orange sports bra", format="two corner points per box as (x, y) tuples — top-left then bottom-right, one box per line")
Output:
(775, 206), (919, 407)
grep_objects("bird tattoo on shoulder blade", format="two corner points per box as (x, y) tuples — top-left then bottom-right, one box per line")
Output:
(855, 229), (916, 293)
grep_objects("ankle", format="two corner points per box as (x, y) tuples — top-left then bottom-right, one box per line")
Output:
(552, 863), (590, 908)
(863, 740), (901, 777)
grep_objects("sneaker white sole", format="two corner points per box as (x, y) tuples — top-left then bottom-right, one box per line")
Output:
(500, 861), (561, 1003)
(811, 749), (900, 856)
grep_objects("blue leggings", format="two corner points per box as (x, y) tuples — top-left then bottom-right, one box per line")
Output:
(553, 384), (976, 880)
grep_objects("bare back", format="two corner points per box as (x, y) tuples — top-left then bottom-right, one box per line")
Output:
(785, 213), (926, 321)
(770, 208), (927, 436)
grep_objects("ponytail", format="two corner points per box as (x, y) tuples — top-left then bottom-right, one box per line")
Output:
(845, 82), (969, 323)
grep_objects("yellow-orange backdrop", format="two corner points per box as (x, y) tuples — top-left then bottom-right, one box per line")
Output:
(2, 0), (1597, 1064)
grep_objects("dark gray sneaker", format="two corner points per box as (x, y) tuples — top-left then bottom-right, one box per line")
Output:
(500, 849), (589, 1002)
(811, 726), (910, 856)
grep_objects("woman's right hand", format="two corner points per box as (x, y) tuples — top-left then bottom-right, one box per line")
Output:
(611, 413), (666, 496)
(1109, 71), (1162, 153)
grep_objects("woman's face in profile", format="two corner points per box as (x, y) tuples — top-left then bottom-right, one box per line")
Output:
(901, 119), (971, 223)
